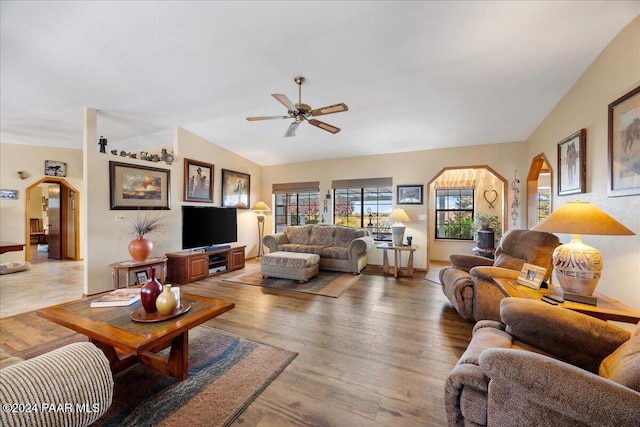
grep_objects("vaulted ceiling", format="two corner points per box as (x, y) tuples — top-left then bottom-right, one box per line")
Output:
(2, 1), (639, 166)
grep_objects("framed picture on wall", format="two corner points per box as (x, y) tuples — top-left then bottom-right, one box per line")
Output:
(109, 161), (171, 210)
(397, 185), (423, 204)
(557, 129), (586, 196)
(183, 158), (214, 203)
(221, 169), (250, 209)
(608, 85), (640, 197)
(44, 160), (67, 177)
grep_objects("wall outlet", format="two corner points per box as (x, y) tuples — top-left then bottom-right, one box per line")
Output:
(418, 214), (427, 221)
(115, 214), (126, 222)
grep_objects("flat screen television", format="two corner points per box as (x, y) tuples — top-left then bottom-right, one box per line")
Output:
(182, 206), (237, 249)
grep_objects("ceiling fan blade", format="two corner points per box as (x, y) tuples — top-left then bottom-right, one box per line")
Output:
(309, 103), (348, 117)
(272, 94), (298, 113)
(284, 122), (300, 137)
(308, 119), (340, 134)
(246, 115), (289, 121)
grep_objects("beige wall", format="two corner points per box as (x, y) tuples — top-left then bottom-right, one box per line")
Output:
(0, 143), (83, 263)
(262, 141), (527, 269)
(81, 110), (263, 295)
(526, 16), (640, 309)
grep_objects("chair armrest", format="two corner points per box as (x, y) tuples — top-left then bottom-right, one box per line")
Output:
(471, 266), (520, 281)
(349, 235), (374, 257)
(479, 348), (640, 427)
(0, 342), (113, 427)
(449, 254), (494, 272)
(500, 298), (631, 372)
(263, 232), (288, 252)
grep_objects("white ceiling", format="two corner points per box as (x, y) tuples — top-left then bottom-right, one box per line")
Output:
(2, 1), (639, 166)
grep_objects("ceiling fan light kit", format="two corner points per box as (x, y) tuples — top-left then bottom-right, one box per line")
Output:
(246, 76), (348, 137)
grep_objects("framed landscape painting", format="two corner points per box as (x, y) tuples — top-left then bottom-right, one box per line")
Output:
(184, 158), (214, 203)
(557, 129), (586, 196)
(109, 161), (171, 210)
(608, 85), (640, 197)
(397, 185), (423, 204)
(221, 169), (250, 209)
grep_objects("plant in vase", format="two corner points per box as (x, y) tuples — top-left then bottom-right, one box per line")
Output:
(123, 210), (166, 262)
(473, 212), (502, 247)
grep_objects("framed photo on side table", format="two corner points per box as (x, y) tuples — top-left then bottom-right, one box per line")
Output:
(516, 263), (547, 290)
(608, 85), (640, 197)
(221, 169), (250, 209)
(109, 161), (171, 210)
(557, 129), (586, 196)
(183, 158), (214, 203)
(397, 185), (423, 204)
(135, 270), (148, 285)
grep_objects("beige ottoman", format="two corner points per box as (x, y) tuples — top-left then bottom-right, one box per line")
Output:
(261, 251), (320, 283)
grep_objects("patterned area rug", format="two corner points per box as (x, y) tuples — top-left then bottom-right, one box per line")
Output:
(16, 326), (296, 427)
(223, 269), (361, 297)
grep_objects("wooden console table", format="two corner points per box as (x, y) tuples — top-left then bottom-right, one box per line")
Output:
(493, 278), (640, 324)
(166, 246), (246, 285)
(109, 257), (167, 289)
(0, 241), (25, 254)
(377, 243), (417, 278)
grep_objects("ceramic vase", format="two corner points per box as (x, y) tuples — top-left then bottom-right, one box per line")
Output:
(140, 267), (162, 313)
(156, 284), (178, 315)
(128, 235), (153, 262)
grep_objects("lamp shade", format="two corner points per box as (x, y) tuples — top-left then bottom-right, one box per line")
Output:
(389, 208), (411, 224)
(531, 201), (634, 296)
(531, 201), (633, 235)
(250, 201), (271, 213)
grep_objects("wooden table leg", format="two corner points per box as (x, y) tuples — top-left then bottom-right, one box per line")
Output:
(90, 338), (137, 374)
(139, 332), (189, 381)
(382, 248), (390, 274)
(393, 250), (400, 278)
(406, 250), (414, 276)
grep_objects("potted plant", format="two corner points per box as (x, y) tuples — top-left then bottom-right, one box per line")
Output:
(124, 210), (166, 262)
(473, 213), (502, 247)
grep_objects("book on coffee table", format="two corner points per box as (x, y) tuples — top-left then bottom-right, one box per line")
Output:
(90, 288), (141, 308)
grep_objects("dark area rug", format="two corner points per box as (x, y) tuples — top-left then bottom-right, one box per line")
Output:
(222, 269), (361, 297)
(16, 326), (296, 427)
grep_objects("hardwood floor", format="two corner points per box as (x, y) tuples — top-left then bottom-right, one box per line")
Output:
(0, 258), (472, 426)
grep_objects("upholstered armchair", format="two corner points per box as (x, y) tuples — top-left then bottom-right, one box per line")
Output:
(439, 229), (559, 321)
(445, 298), (640, 427)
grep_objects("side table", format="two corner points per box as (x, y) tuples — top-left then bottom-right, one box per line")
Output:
(109, 257), (167, 289)
(493, 277), (640, 324)
(377, 243), (417, 278)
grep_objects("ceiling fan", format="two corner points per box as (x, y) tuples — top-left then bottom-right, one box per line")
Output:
(246, 76), (348, 137)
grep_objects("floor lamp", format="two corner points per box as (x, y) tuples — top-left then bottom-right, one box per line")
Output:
(251, 201), (271, 257)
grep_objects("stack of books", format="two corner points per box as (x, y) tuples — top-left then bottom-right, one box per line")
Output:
(90, 288), (141, 308)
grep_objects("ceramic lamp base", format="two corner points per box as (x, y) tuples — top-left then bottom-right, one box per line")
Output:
(553, 236), (601, 296)
(391, 225), (405, 247)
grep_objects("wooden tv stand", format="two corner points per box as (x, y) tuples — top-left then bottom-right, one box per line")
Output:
(166, 246), (246, 285)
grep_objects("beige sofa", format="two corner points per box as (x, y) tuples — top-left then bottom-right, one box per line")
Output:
(0, 342), (113, 427)
(263, 224), (374, 274)
(445, 298), (640, 426)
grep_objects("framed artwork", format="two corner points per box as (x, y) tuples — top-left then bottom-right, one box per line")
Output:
(109, 161), (171, 210)
(221, 169), (250, 209)
(44, 160), (67, 177)
(135, 270), (148, 285)
(183, 158), (214, 203)
(0, 189), (18, 199)
(397, 185), (423, 204)
(557, 129), (586, 196)
(515, 263), (547, 290)
(608, 85), (640, 197)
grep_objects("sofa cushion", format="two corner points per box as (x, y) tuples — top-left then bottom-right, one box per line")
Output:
(309, 226), (335, 246)
(284, 225), (313, 244)
(333, 226), (364, 248)
(321, 246), (349, 260)
(277, 243), (324, 255)
(599, 328), (640, 392)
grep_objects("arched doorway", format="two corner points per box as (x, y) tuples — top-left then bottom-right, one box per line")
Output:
(526, 153), (552, 228)
(426, 165), (508, 269)
(24, 177), (80, 263)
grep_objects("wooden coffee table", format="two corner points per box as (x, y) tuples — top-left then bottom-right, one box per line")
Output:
(37, 293), (234, 380)
(377, 243), (417, 278)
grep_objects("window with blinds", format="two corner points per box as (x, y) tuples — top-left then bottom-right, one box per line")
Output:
(272, 182), (320, 232)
